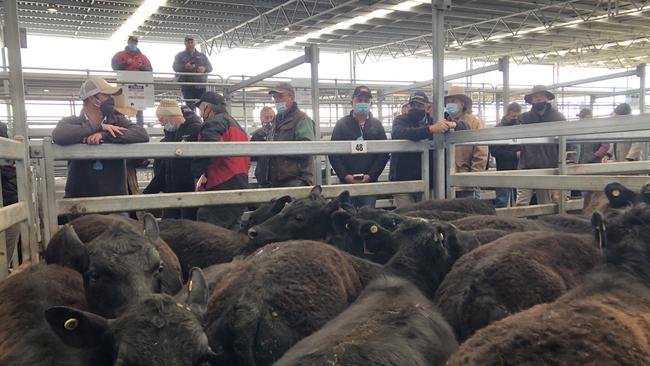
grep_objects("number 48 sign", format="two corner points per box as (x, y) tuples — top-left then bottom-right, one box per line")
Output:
(351, 141), (368, 154)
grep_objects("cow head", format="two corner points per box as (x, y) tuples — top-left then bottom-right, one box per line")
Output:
(240, 195), (293, 233)
(45, 289), (215, 366)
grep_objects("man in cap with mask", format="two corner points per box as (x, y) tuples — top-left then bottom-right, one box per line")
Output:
(443, 85), (488, 199)
(265, 82), (316, 187)
(328, 85), (389, 208)
(111, 35), (153, 127)
(389, 91), (457, 208)
(250, 106), (275, 187)
(191, 92), (250, 229)
(143, 99), (202, 219)
(52, 77), (149, 203)
(515, 85), (565, 206)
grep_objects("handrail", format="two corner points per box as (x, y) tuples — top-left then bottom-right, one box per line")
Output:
(0, 202), (28, 232)
(0, 137), (26, 161)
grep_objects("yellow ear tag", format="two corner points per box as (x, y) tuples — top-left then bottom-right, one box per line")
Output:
(370, 225), (378, 234)
(188, 280), (193, 293)
(337, 207), (346, 213)
(64, 318), (78, 331)
(344, 223), (350, 230)
(438, 233), (445, 242)
(612, 189), (621, 197)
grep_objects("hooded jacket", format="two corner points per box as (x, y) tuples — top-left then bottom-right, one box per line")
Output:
(111, 47), (153, 71)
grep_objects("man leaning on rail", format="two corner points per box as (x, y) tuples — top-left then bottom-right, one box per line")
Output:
(52, 77), (149, 223)
(515, 85), (565, 206)
(389, 91), (463, 208)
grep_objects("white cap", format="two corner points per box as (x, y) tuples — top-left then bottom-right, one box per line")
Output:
(79, 77), (122, 100)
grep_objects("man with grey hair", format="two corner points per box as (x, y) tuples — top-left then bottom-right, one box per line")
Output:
(250, 106), (275, 187)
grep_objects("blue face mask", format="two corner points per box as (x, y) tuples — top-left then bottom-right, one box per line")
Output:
(127, 44), (138, 52)
(163, 122), (177, 132)
(275, 103), (287, 114)
(445, 103), (459, 115)
(353, 103), (370, 115)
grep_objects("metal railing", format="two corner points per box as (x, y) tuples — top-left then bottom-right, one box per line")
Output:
(0, 136), (38, 279)
(33, 139), (431, 242)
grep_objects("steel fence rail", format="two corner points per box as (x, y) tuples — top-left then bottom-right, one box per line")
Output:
(0, 137), (26, 160)
(448, 174), (650, 192)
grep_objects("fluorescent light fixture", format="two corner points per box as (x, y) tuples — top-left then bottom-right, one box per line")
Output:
(111, 0), (166, 43)
(47, 4), (58, 13)
(270, 0), (427, 50)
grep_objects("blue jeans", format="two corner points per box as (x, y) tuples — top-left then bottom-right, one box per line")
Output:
(350, 196), (377, 209)
(495, 188), (515, 208)
(456, 190), (480, 199)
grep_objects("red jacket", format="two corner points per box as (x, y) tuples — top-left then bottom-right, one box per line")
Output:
(111, 48), (153, 71)
(192, 113), (250, 190)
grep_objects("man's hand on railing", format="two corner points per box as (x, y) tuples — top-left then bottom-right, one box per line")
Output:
(429, 120), (450, 134)
(101, 124), (127, 138)
(83, 132), (103, 145)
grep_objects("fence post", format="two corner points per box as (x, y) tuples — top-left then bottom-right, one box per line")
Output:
(42, 138), (58, 244)
(446, 140), (456, 199)
(421, 142), (431, 200)
(558, 135), (568, 214)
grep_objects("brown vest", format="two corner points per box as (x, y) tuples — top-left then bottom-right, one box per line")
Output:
(268, 104), (314, 185)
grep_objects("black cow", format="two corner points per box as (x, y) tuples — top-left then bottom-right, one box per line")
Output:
(240, 195), (293, 233)
(448, 186), (650, 365)
(274, 276), (458, 366)
(45, 217), (164, 318)
(393, 198), (496, 215)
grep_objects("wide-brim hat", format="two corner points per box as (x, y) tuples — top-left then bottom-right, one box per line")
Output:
(113, 93), (137, 117)
(155, 99), (183, 119)
(444, 85), (472, 111)
(524, 85), (555, 104)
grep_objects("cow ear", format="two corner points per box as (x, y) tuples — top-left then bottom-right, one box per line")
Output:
(45, 225), (90, 274)
(142, 213), (160, 243)
(604, 182), (636, 208)
(309, 185), (323, 200)
(184, 267), (209, 316)
(438, 223), (462, 259)
(272, 195), (293, 214)
(331, 210), (353, 234)
(45, 306), (111, 348)
(591, 212), (608, 250)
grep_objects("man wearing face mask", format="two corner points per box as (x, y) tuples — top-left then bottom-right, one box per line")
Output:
(142, 99), (202, 220)
(443, 86), (488, 199)
(250, 106), (275, 187)
(516, 85), (565, 206)
(389, 92), (457, 208)
(490, 102), (522, 207)
(52, 77), (149, 203)
(265, 82), (316, 187)
(328, 86), (389, 208)
(191, 92), (250, 229)
(111, 36), (153, 127)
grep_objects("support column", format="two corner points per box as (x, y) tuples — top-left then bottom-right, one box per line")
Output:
(432, 0), (450, 199)
(638, 64), (647, 160)
(558, 136), (567, 214)
(309, 44), (322, 185)
(349, 51), (357, 84)
(5, 0), (38, 262)
(500, 56), (510, 115)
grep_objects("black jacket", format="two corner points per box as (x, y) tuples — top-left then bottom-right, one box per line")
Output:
(52, 110), (149, 198)
(0, 122), (17, 205)
(519, 107), (565, 169)
(489, 116), (521, 171)
(328, 112), (389, 182)
(250, 125), (272, 185)
(143, 114), (202, 195)
(172, 49), (213, 88)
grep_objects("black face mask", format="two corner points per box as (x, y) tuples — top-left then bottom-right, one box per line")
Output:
(532, 102), (548, 111)
(99, 97), (115, 116)
(407, 108), (426, 122)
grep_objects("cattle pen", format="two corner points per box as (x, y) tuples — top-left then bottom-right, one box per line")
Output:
(1, 0), (650, 279)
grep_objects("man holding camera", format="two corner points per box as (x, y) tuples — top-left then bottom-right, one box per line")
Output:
(172, 35), (213, 110)
(329, 86), (389, 208)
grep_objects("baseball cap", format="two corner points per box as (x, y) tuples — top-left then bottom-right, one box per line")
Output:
(197, 92), (226, 107)
(352, 85), (372, 99)
(184, 35), (195, 41)
(408, 91), (429, 105)
(268, 82), (295, 96)
(577, 107), (592, 118)
(79, 77), (122, 100)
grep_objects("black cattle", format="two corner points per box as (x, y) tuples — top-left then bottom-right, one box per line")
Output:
(273, 276), (458, 366)
(403, 209), (470, 221)
(46, 290), (215, 366)
(393, 198), (496, 215)
(247, 186), (353, 247)
(45, 217), (164, 318)
(158, 219), (251, 280)
(435, 231), (600, 341)
(451, 214), (592, 235)
(203, 240), (379, 366)
(46, 213), (182, 295)
(448, 187), (650, 365)
(240, 195), (293, 233)
(0, 264), (95, 366)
